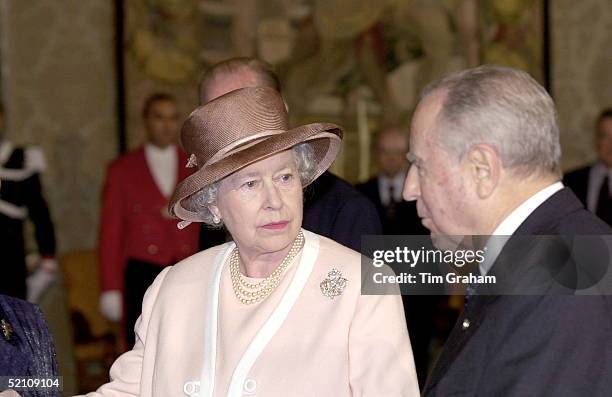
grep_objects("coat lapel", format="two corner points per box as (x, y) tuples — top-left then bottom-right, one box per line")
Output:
(424, 188), (582, 393)
(198, 230), (319, 397)
(423, 292), (495, 393)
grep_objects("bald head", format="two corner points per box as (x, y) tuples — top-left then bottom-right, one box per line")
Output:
(199, 57), (281, 104)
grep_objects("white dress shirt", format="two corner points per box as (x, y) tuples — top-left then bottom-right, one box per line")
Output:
(587, 162), (612, 212)
(144, 144), (177, 198)
(479, 181), (564, 275)
(377, 172), (406, 206)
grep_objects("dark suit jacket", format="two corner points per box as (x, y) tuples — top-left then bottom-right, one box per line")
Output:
(356, 177), (428, 235)
(563, 164), (591, 206)
(0, 294), (59, 396)
(200, 172), (382, 253)
(301, 171), (382, 252)
(424, 188), (612, 396)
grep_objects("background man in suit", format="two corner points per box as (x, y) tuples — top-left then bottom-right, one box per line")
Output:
(357, 126), (440, 386)
(403, 65), (612, 396)
(357, 126), (426, 235)
(0, 104), (57, 303)
(98, 93), (199, 347)
(197, 57), (382, 253)
(564, 108), (612, 226)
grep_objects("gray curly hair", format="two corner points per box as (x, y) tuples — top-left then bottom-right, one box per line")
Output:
(188, 143), (317, 227)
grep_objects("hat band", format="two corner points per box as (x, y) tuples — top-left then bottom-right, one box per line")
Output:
(201, 129), (286, 168)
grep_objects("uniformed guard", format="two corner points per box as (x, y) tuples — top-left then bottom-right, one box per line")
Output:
(98, 93), (199, 347)
(0, 105), (57, 302)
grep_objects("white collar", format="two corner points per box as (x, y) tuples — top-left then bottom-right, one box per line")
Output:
(145, 143), (176, 156)
(491, 181), (564, 236)
(480, 181), (564, 275)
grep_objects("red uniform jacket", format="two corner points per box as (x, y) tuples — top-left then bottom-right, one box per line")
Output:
(98, 147), (199, 292)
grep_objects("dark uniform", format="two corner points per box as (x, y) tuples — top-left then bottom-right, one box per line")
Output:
(0, 142), (56, 299)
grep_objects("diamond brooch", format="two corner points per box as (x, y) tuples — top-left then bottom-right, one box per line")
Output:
(186, 154), (198, 168)
(320, 268), (347, 300)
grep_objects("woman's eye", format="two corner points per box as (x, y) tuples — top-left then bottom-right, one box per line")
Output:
(280, 173), (293, 182)
(243, 180), (258, 189)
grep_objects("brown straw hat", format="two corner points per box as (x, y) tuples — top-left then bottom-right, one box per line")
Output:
(169, 86), (343, 224)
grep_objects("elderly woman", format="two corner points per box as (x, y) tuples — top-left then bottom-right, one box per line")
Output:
(83, 87), (418, 396)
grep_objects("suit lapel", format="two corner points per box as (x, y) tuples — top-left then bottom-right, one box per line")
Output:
(424, 292), (496, 393)
(425, 188), (582, 392)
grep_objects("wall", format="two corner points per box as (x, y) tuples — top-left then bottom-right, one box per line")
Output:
(552, 0), (612, 170)
(2, 0), (117, 252)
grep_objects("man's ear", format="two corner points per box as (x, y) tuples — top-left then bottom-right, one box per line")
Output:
(466, 144), (500, 199)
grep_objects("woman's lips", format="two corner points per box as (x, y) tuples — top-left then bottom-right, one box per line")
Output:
(261, 221), (289, 230)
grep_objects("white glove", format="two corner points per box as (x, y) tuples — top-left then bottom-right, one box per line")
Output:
(100, 290), (122, 322)
(26, 258), (58, 303)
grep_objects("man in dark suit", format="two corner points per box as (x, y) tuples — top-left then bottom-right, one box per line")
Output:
(357, 126), (427, 235)
(564, 108), (612, 226)
(197, 57), (382, 253)
(403, 65), (612, 396)
(357, 126), (440, 386)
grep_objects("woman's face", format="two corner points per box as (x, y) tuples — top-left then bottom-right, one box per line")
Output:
(213, 150), (303, 257)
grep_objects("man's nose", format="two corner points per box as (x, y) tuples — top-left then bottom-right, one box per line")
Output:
(403, 166), (420, 201)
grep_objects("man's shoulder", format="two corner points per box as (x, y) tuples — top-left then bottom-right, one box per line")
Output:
(355, 177), (378, 196)
(108, 147), (145, 168)
(106, 147), (145, 177)
(556, 207), (612, 234)
(518, 188), (611, 234)
(307, 173), (377, 211)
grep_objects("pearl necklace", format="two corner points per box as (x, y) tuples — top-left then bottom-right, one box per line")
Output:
(230, 231), (305, 305)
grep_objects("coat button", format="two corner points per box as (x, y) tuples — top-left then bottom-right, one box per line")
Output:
(243, 378), (257, 395)
(462, 318), (471, 330)
(147, 244), (159, 254)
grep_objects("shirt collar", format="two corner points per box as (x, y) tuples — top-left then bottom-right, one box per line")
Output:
(480, 181), (564, 275)
(145, 143), (176, 157)
(491, 181), (564, 236)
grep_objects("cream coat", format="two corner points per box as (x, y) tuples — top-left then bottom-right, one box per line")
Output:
(81, 230), (419, 396)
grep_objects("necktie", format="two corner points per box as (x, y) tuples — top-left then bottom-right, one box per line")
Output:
(386, 184), (397, 219)
(464, 281), (477, 308)
(596, 175), (612, 226)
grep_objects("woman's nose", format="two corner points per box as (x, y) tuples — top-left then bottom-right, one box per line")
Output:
(263, 180), (283, 209)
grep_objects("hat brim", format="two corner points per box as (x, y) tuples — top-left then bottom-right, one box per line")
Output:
(169, 122), (342, 222)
